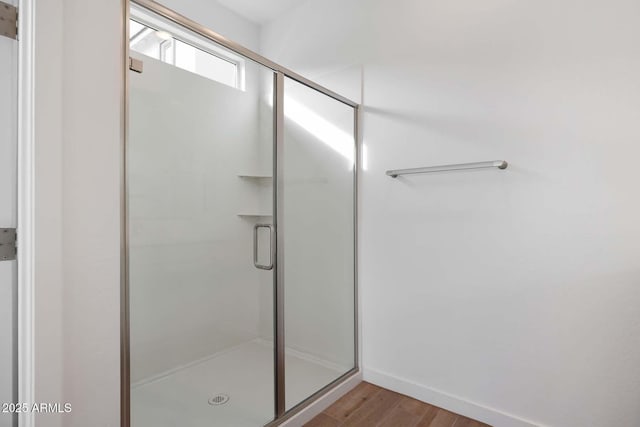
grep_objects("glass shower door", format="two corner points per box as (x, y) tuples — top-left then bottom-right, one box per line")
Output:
(127, 3), (360, 425)
(128, 14), (276, 426)
(281, 77), (357, 410)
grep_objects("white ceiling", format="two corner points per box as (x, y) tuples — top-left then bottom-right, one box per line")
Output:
(216, 0), (304, 24)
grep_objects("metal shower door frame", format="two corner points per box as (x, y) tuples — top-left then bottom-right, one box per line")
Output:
(121, 1), (361, 425)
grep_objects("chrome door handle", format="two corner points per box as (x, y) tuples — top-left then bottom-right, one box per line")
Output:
(253, 224), (274, 270)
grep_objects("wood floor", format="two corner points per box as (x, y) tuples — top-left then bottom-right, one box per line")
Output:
(304, 382), (491, 427)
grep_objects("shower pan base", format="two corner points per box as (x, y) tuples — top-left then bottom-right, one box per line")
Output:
(131, 340), (346, 427)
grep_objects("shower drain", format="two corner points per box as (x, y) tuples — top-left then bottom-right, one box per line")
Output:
(208, 394), (230, 406)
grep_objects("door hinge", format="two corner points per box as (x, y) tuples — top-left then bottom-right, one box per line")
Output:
(129, 57), (143, 73)
(0, 1), (17, 40)
(0, 228), (16, 261)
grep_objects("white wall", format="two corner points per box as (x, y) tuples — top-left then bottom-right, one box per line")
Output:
(261, 1), (640, 426)
(33, 0), (64, 426)
(158, 0), (260, 52)
(31, 0), (122, 426)
(60, 0), (123, 425)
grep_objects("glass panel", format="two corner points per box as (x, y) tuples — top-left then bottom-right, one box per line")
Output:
(282, 77), (356, 410)
(174, 40), (237, 88)
(128, 14), (275, 426)
(129, 18), (239, 89)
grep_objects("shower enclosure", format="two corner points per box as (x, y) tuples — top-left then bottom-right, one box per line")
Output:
(122, 1), (359, 426)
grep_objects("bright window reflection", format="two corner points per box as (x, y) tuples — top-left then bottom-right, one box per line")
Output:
(284, 96), (354, 166)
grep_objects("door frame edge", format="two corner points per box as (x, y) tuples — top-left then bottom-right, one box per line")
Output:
(17, 0), (36, 425)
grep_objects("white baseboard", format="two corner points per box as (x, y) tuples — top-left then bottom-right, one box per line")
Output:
(364, 368), (541, 427)
(279, 371), (363, 427)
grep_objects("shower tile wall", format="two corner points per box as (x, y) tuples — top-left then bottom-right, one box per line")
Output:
(129, 53), (272, 383)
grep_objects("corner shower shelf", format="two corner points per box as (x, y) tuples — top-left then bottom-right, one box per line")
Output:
(237, 213), (272, 218)
(237, 174), (272, 179)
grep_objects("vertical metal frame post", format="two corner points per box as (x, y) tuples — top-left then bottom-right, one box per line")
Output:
(273, 71), (286, 418)
(120, 0), (131, 426)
